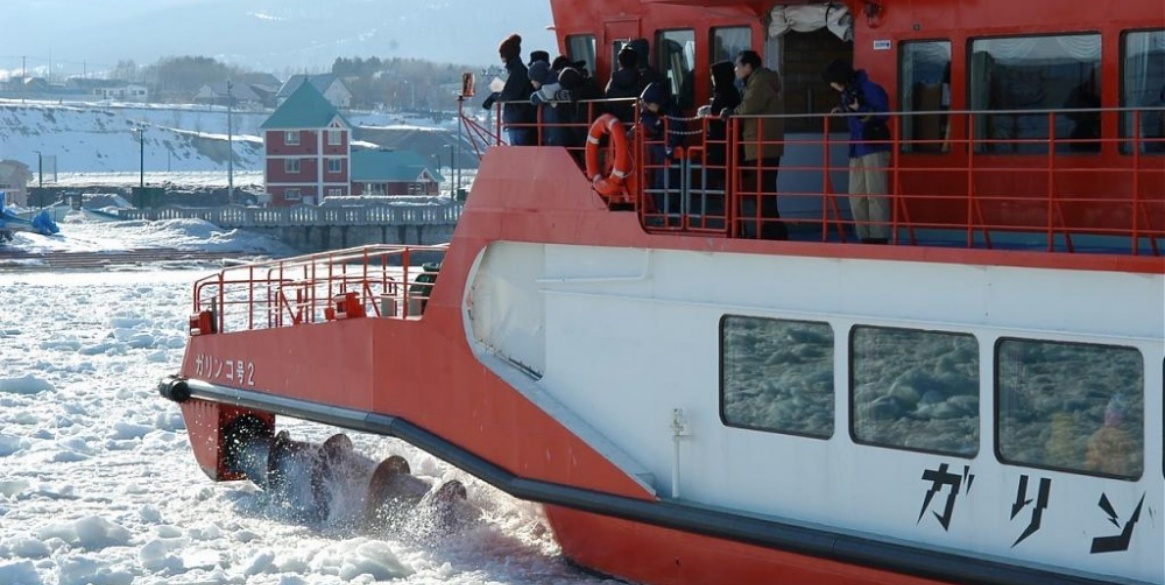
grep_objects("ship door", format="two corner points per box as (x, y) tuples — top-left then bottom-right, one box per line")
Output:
(603, 19), (641, 77)
(767, 3), (855, 232)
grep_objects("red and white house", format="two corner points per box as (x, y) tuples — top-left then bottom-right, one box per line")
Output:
(261, 82), (351, 207)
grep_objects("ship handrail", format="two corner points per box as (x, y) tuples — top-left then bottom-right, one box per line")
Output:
(192, 244), (448, 332)
(477, 101), (1164, 256)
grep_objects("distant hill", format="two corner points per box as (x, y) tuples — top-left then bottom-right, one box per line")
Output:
(3, 0), (558, 77)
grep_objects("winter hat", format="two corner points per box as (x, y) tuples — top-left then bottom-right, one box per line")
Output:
(639, 81), (668, 106)
(551, 55), (572, 72)
(711, 60), (735, 89)
(558, 67), (583, 91)
(528, 60), (554, 85)
(617, 45), (638, 70)
(529, 50), (550, 66)
(498, 34), (522, 61)
(822, 59), (855, 85)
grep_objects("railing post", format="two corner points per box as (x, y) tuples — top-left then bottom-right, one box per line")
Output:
(1132, 109), (1141, 255)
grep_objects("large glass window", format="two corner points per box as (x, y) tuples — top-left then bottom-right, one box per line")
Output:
(1122, 30), (1165, 154)
(712, 27), (752, 65)
(721, 316), (834, 439)
(997, 339), (1144, 480)
(567, 34), (597, 76)
(969, 34), (1102, 154)
(656, 29), (696, 109)
(900, 41), (951, 153)
(851, 327), (979, 456)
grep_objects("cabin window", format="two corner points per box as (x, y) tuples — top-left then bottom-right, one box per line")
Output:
(567, 34), (597, 76)
(327, 130), (343, 146)
(899, 41), (951, 153)
(969, 34), (1102, 154)
(711, 27), (752, 65)
(656, 29), (696, 109)
(327, 188), (343, 197)
(327, 158), (342, 173)
(284, 188), (301, 201)
(1122, 29), (1165, 154)
(284, 159), (301, 174)
(720, 316), (834, 439)
(285, 131), (300, 146)
(851, 327), (979, 457)
(996, 339), (1144, 480)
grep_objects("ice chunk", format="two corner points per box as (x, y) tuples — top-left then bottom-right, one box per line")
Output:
(0, 375), (54, 395)
(0, 560), (42, 585)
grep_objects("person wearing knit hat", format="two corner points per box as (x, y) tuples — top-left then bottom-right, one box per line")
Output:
(529, 61), (567, 147)
(824, 57), (892, 244)
(482, 33), (535, 145)
(528, 50), (550, 67)
(604, 45), (642, 123)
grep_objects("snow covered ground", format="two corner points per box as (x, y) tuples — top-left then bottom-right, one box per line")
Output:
(0, 222), (612, 585)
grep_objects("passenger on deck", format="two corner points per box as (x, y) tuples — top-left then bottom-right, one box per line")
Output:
(528, 50), (550, 67)
(698, 60), (743, 197)
(824, 59), (892, 244)
(1085, 394), (1137, 477)
(605, 45), (643, 123)
(730, 50), (788, 241)
(557, 66), (604, 161)
(482, 34), (535, 146)
(529, 61), (570, 147)
(639, 82), (685, 224)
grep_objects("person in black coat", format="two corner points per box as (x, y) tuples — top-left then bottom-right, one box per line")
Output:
(696, 60), (741, 227)
(604, 45), (642, 123)
(482, 34), (535, 146)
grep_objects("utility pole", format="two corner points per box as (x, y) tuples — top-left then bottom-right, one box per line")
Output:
(227, 81), (234, 202)
(138, 127), (146, 189)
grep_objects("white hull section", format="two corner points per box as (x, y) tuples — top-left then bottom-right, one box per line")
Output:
(466, 242), (1164, 584)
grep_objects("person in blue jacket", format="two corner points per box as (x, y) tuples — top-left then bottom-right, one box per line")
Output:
(824, 59), (892, 244)
(482, 34), (535, 146)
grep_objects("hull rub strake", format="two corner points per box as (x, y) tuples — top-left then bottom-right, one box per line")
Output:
(161, 376), (1136, 585)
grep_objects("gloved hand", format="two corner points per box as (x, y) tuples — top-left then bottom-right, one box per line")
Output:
(482, 94), (497, 110)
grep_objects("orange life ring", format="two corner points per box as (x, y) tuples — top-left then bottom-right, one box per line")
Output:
(584, 113), (633, 202)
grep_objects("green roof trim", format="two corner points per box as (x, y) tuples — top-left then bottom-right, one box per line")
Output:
(351, 150), (444, 183)
(261, 82), (351, 130)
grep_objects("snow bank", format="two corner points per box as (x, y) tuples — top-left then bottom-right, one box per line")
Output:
(0, 561), (42, 585)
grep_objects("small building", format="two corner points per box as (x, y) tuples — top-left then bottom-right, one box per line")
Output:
(0, 160), (32, 206)
(97, 84), (150, 102)
(261, 82), (352, 207)
(350, 150), (444, 196)
(193, 82), (263, 108)
(276, 74), (352, 109)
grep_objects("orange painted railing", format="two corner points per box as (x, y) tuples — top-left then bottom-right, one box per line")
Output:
(192, 245), (448, 333)
(477, 100), (1164, 255)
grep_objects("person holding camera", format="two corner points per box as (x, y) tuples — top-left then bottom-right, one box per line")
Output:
(823, 59), (892, 244)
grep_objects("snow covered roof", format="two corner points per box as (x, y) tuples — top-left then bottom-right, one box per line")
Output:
(261, 82), (351, 130)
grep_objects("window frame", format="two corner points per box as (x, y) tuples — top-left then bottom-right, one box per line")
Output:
(898, 39), (952, 155)
(966, 31), (1103, 155)
(848, 325), (981, 458)
(710, 26), (752, 66)
(284, 158), (301, 174)
(327, 158), (342, 174)
(994, 336), (1146, 481)
(655, 28), (697, 109)
(1118, 28), (1165, 155)
(285, 130), (300, 146)
(719, 314), (836, 440)
(326, 129), (343, 146)
(566, 34), (597, 76)
(284, 188), (301, 201)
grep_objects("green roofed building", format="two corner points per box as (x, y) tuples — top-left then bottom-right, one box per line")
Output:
(350, 149), (445, 196)
(261, 82), (352, 206)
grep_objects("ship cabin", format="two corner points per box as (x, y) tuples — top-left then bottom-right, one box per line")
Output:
(469, 0), (1165, 254)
